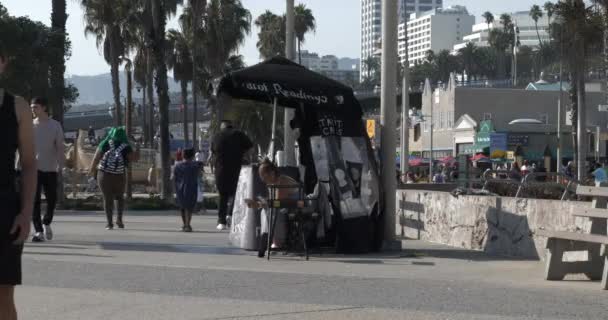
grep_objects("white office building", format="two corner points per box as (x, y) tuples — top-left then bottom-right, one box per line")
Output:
(399, 0), (444, 22)
(398, 6), (475, 66)
(299, 50), (359, 85)
(452, 10), (551, 53)
(361, 0), (443, 81)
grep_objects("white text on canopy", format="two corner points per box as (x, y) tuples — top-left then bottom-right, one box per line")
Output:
(243, 82), (329, 105)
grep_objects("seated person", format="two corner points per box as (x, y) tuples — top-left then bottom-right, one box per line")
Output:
(245, 159), (300, 250)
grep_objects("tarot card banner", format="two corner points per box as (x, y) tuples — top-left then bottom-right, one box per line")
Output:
(229, 165), (268, 250)
(310, 136), (379, 220)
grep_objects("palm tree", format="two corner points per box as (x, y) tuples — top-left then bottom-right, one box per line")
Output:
(435, 50), (459, 83)
(81, 0), (132, 126)
(488, 14), (515, 80)
(255, 11), (285, 59)
(554, 0), (604, 178)
(482, 11), (494, 30)
(544, 2), (556, 28)
(185, 0), (206, 150)
(294, 4), (315, 64)
(166, 27), (193, 147)
(530, 5), (544, 45)
(50, 0), (67, 125)
(124, 58), (134, 199)
(458, 42), (477, 82)
(362, 55), (380, 85)
(202, 0), (251, 124)
(133, 38), (149, 144)
(424, 50), (436, 64)
(149, 0), (184, 199)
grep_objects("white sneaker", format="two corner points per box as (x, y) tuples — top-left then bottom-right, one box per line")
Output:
(216, 224), (227, 231)
(43, 224), (53, 240)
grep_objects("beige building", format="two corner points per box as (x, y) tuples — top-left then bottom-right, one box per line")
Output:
(408, 75), (608, 168)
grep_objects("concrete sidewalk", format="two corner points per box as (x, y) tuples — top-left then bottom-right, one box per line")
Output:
(15, 210), (608, 320)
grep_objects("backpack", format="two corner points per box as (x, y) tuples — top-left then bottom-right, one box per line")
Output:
(98, 141), (128, 174)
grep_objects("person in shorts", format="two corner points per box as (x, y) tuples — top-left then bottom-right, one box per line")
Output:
(173, 149), (201, 232)
(0, 43), (38, 320)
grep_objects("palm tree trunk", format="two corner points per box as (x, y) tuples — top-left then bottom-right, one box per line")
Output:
(146, 49), (155, 147)
(50, 0), (67, 206)
(181, 80), (189, 147)
(535, 23), (543, 76)
(152, 0), (172, 200)
(110, 33), (123, 126)
(50, 0), (67, 125)
(298, 40), (302, 64)
(497, 51), (506, 80)
(142, 84), (148, 145)
(191, 65), (198, 151)
(126, 66), (133, 200)
(576, 70), (587, 180)
(535, 22), (542, 46)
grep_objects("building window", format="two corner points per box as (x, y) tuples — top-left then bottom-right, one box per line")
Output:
(483, 113), (492, 121)
(448, 111), (454, 128)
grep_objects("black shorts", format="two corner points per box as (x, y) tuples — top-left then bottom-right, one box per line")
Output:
(0, 243), (23, 285)
(0, 190), (23, 285)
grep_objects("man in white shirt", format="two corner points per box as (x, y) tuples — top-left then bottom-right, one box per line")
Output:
(31, 97), (64, 242)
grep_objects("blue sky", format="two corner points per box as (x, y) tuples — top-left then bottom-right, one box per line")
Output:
(3, 0), (544, 76)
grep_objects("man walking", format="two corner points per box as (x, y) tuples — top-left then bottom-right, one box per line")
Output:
(31, 97), (64, 242)
(212, 120), (253, 230)
(0, 44), (38, 320)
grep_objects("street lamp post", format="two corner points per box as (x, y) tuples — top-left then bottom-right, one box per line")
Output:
(284, 0), (297, 166)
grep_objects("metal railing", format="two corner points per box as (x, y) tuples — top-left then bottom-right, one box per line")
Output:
(481, 170), (581, 200)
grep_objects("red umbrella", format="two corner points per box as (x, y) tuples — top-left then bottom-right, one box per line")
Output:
(471, 154), (489, 162)
(438, 156), (455, 165)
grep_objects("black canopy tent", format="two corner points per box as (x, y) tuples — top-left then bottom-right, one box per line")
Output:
(213, 57), (383, 253)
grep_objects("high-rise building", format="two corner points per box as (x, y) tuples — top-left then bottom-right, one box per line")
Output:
(452, 11), (551, 53)
(399, 0), (444, 23)
(361, 0), (443, 82)
(398, 6), (474, 66)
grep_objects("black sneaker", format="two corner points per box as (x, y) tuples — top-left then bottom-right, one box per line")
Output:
(105, 224), (114, 230)
(32, 232), (45, 242)
(116, 221), (124, 229)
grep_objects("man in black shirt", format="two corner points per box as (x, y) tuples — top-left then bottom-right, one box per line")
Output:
(211, 120), (253, 230)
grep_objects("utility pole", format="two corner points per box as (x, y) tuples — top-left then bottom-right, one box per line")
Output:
(284, 0), (297, 166)
(429, 89), (433, 182)
(400, 9), (410, 182)
(380, 0), (398, 248)
(513, 24), (519, 87)
(557, 29), (563, 173)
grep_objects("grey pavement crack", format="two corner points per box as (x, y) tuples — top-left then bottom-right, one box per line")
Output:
(203, 306), (365, 319)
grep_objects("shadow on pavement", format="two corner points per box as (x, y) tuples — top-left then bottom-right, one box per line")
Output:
(24, 251), (112, 258)
(400, 247), (538, 262)
(99, 242), (248, 256)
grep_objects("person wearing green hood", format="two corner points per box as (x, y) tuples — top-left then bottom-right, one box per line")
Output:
(89, 127), (137, 229)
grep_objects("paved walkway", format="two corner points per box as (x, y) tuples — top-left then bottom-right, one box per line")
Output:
(16, 210), (608, 320)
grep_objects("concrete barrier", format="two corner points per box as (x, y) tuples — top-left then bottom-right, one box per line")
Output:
(396, 190), (594, 260)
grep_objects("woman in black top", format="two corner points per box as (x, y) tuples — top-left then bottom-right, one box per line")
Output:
(0, 50), (38, 320)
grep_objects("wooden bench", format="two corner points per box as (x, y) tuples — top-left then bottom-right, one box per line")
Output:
(541, 185), (608, 289)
